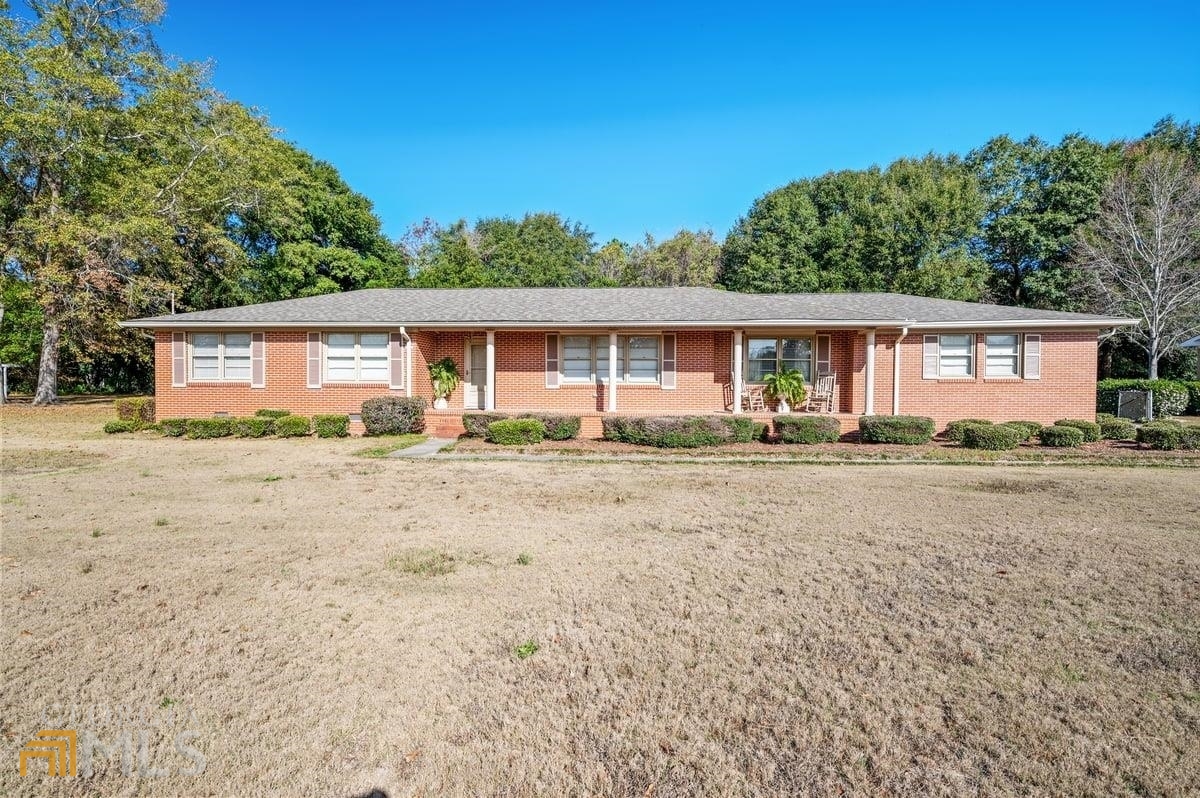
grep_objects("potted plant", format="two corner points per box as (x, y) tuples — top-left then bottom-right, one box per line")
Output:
(428, 357), (460, 409)
(762, 369), (807, 413)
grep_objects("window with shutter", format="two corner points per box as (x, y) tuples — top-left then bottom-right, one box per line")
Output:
(171, 332), (186, 387)
(1023, 334), (1041, 379)
(661, 334), (676, 389)
(250, 332), (265, 388)
(922, 335), (939, 379)
(307, 332), (322, 388)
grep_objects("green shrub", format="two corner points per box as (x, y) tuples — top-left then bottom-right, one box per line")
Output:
(962, 424), (1023, 450)
(314, 414), (350, 438)
(1096, 379), (1189, 418)
(487, 418), (546, 445)
(602, 415), (756, 448)
(1136, 421), (1200, 450)
(361, 397), (426, 435)
(517, 413), (581, 441)
(462, 412), (509, 437)
(1053, 418), (1101, 442)
(999, 420), (1042, 441)
(274, 415), (311, 438)
(159, 418), (187, 437)
(774, 415), (841, 444)
(103, 420), (138, 434)
(185, 418), (233, 439)
(254, 408), (292, 419)
(1186, 382), (1200, 415)
(943, 418), (992, 442)
(233, 417), (275, 438)
(858, 415), (935, 445)
(114, 397), (155, 426)
(1038, 425), (1085, 448)
(1099, 416), (1137, 441)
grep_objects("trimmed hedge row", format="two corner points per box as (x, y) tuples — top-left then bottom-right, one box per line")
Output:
(1039, 425), (1085, 448)
(234, 417), (275, 437)
(361, 397), (426, 435)
(1096, 379), (1190, 418)
(943, 418), (992, 442)
(103, 420), (139, 434)
(1098, 415), (1137, 441)
(1137, 420), (1200, 450)
(858, 415), (935, 445)
(114, 397), (156, 426)
(1054, 418), (1101, 442)
(774, 415), (841, 444)
(275, 415), (311, 437)
(602, 415), (756, 448)
(464, 412), (581, 441)
(962, 424), (1024, 450)
(147, 415), (315, 439)
(314, 414), (350, 438)
(487, 418), (546, 445)
(463, 412), (509, 438)
(255, 408), (292, 419)
(185, 418), (233, 439)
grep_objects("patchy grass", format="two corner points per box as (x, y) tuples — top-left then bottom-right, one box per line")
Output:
(1, 402), (1198, 796)
(514, 639), (540, 660)
(353, 434), (428, 458)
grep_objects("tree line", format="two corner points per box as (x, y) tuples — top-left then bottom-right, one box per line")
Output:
(2, 1), (1197, 401)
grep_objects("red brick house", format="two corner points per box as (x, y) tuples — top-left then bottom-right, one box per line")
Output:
(122, 288), (1132, 436)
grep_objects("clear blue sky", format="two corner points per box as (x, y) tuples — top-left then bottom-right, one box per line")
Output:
(83, 2), (1200, 242)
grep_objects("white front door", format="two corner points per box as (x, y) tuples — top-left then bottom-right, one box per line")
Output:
(466, 343), (487, 409)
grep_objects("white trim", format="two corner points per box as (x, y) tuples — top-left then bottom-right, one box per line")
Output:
(1023, 333), (1041, 380)
(188, 331), (252, 384)
(864, 329), (876, 416)
(906, 319), (1136, 330)
(983, 332), (1022, 378)
(732, 330), (744, 414)
(322, 332), (390, 384)
(743, 334), (816, 384)
(463, 337), (486, 410)
(893, 327), (907, 414)
(485, 331), (495, 411)
(607, 332), (618, 411)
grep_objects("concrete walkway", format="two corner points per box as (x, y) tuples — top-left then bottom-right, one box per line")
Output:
(387, 437), (455, 458)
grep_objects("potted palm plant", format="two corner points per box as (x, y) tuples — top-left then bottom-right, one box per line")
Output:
(762, 368), (807, 413)
(428, 357), (460, 410)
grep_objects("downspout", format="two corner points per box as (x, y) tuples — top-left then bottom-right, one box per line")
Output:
(892, 326), (908, 415)
(399, 326), (412, 397)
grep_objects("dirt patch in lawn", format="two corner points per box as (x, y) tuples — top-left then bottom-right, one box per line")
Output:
(2, 401), (1198, 796)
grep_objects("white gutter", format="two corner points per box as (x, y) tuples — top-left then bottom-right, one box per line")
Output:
(892, 326), (908, 415)
(906, 319), (1137, 330)
(119, 318), (918, 330)
(399, 326), (412, 397)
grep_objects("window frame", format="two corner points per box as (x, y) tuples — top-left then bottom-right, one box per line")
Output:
(744, 335), (815, 383)
(936, 333), (976, 379)
(188, 332), (252, 383)
(322, 332), (390, 384)
(984, 333), (1022, 378)
(558, 333), (662, 385)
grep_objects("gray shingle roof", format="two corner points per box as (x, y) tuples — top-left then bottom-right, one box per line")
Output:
(122, 287), (1134, 329)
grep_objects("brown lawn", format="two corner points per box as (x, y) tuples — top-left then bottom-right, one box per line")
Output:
(1, 403), (1198, 797)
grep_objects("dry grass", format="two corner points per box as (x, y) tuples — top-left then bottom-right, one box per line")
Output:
(1, 402), (1198, 796)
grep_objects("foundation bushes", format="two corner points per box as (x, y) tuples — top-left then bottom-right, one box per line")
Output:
(114, 397), (156, 427)
(962, 424), (1023, 450)
(774, 415), (841, 444)
(1038, 424), (1085, 448)
(517, 413), (581, 441)
(274, 415), (311, 438)
(1001, 420), (1043, 441)
(185, 418), (233, 439)
(159, 418), (187, 437)
(602, 415), (756, 448)
(943, 418), (992, 442)
(462, 412), (509, 437)
(858, 415), (935, 445)
(486, 418), (546, 445)
(103, 420), (138, 434)
(254, 408), (292, 419)
(233, 417), (275, 438)
(361, 397), (426, 435)
(1099, 416), (1137, 441)
(314, 414), (350, 438)
(1137, 420), (1200, 450)
(1054, 418), (1102, 442)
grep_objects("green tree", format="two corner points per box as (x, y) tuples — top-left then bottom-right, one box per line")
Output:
(2, 0), (293, 403)
(623, 229), (720, 287)
(720, 155), (988, 300)
(967, 133), (1119, 309)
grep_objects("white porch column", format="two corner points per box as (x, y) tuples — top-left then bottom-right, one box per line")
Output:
(864, 329), (876, 416)
(892, 327), (908, 415)
(485, 330), (495, 411)
(732, 330), (744, 414)
(607, 331), (618, 412)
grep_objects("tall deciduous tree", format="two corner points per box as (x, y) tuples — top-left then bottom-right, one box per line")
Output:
(623, 229), (720, 287)
(1073, 151), (1200, 378)
(1, 0), (291, 403)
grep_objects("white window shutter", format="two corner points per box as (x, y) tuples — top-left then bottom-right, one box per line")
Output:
(922, 335), (939, 379)
(661, 333), (677, 390)
(816, 334), (831, 376)
(249, 332), (266, 388)
(171, 332), (187, 387)
(1023, 334), (1041, 380)
(307, 332), (322, 388)
(545, 334), (559, 389)
(389, 332), (405, 389)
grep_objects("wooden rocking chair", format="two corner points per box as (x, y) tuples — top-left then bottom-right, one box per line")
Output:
(806, 373), (836, 413)
(743, 384), (766, 411)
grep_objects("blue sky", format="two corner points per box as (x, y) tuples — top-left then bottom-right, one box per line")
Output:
(55, 2), (1200, 242)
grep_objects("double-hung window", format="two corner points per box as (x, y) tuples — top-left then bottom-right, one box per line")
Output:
(190, 332), (251, 381)
(984, 334), (1020, 377)
(560, 335), (660, 383)
(746, 336), (813, 382)
(325, 333), (389, 382)
(938, 334), (974, 377)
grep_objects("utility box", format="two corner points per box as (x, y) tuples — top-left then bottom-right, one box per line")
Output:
(1116, 389), (1152, 421)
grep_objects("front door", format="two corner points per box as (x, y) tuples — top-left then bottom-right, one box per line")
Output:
(466, 343), (487, 409)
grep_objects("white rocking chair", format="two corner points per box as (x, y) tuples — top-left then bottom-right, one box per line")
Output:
(806, 373), (836, 413)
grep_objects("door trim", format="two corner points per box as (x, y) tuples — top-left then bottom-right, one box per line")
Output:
(463, 338), (487, 410)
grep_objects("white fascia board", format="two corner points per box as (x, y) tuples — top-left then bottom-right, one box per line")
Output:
(906, 318), (1137, 330)
(121, 318), (916, 330)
